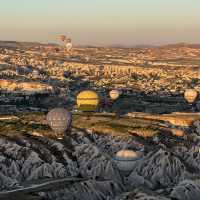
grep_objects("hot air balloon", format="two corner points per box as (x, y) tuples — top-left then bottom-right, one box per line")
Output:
(64, 38), (72, 51)
(66, 38), (71, 43)
(184, 89), (198, 104)
(46, 108), (72, 138)
(32, 69), (40, 79)
(58, 35), (66, 42)
(65, 41), (73, 51)
(109, 90), (120, 100)
(76, 90), (99, 111)
(113, 150), (142, 175)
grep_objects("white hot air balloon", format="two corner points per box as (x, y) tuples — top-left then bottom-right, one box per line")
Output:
(184, 89), (198, 104)
(113, 150), (142, 175)
(65, 38), (73, 51)
(32, 69), (40, 79)
(58, 35), (72, 52)
(65, 42), (73, 51)
(109, 90), (120, 100)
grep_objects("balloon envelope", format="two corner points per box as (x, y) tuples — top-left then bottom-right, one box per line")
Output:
(184, 89), (198, 104)
(66, 38), (72, 43)
(58, 35), (66, 42)
(32, 69), (40, 76)
(77, 90), (99, 111)
(46, 108), (72, 134)
(109, 90), (120, 100)
(113, 150), (142, 175)
(65, 42), (73, 51)
(115, 150), (141, 160)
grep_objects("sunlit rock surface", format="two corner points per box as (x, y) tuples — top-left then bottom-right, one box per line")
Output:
(1, 44), (200, 199)
(0, 79), (53, 94)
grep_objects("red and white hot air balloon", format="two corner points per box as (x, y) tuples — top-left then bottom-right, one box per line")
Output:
(66, 38), (71, 43)
(58, 35), (66, 42)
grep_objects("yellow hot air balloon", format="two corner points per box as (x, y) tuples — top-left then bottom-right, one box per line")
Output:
(77, 90), (99, 111)
(184, 89), (198, 104)
(109, 90), (120, 100)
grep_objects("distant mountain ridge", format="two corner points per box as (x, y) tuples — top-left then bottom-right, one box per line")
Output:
(0, 41), (58, 48)
(0, 40), (200, 49)
(161, 43), (200, 49)
(108, 43), (200, 49)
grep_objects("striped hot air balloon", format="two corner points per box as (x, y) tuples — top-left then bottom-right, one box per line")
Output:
(76, 90), (99, 111)
(113, 150), (142, 175)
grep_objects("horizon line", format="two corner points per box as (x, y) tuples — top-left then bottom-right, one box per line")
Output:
(1, 40), (200, 48)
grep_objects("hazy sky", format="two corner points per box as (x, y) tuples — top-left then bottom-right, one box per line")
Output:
(0, 0), (200, 46)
